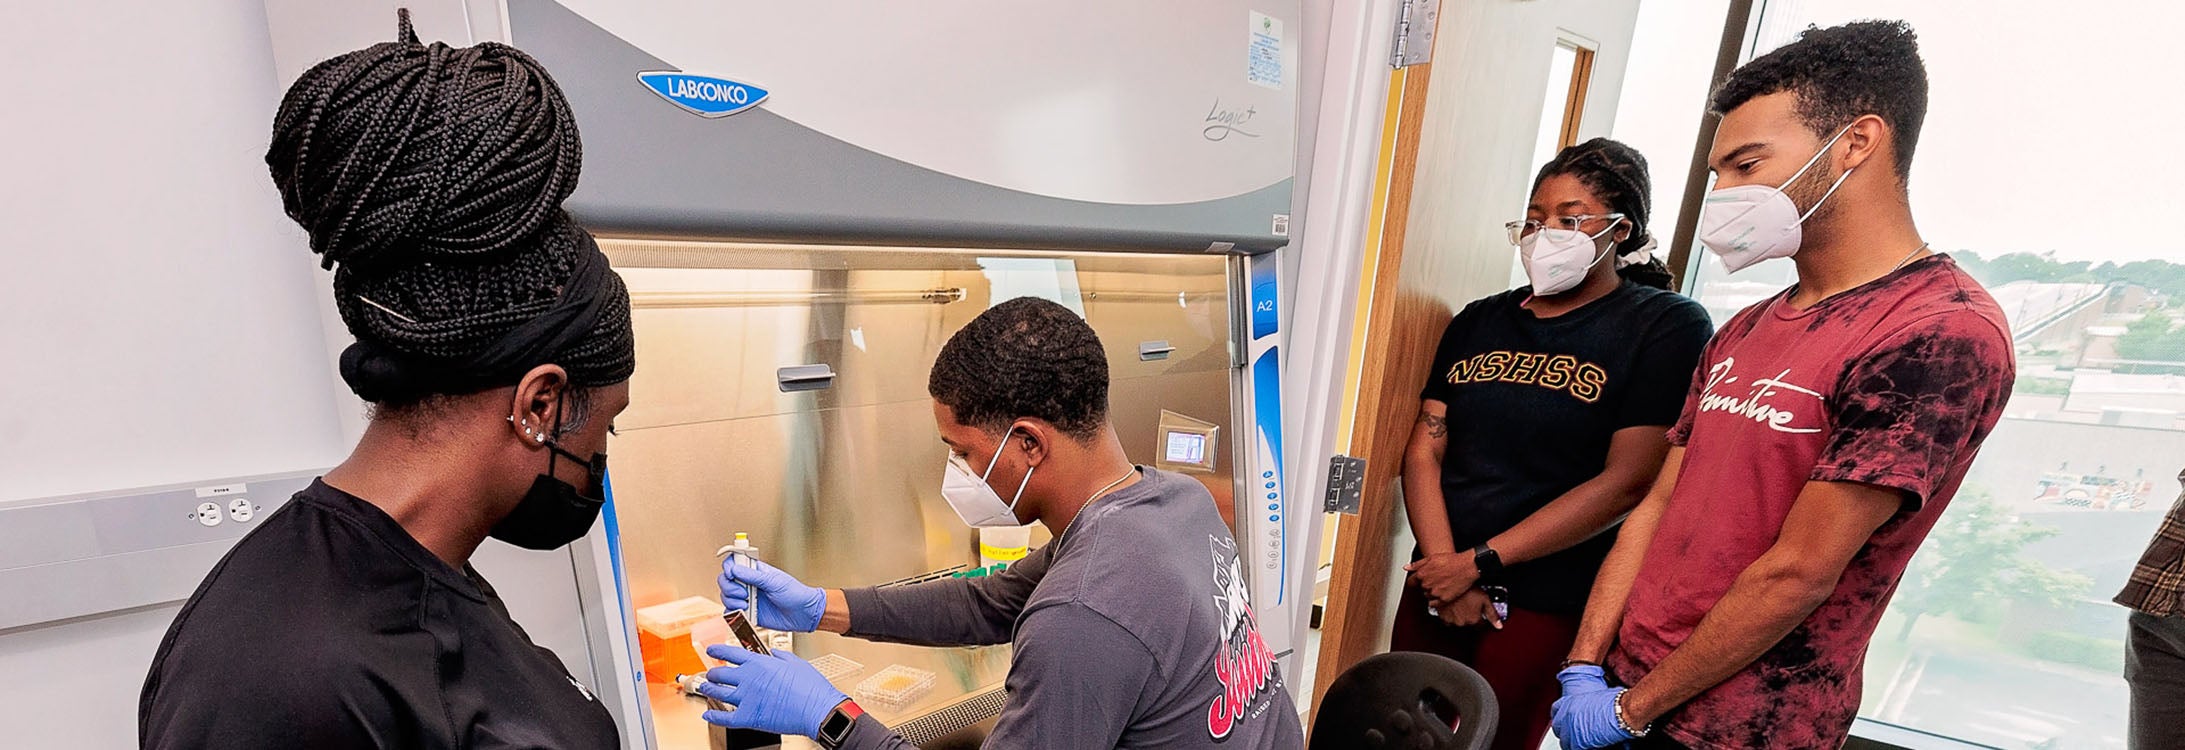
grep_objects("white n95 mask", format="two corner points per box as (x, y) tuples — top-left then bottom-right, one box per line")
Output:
(941, 432), (1036, 528)
(1520, 220), (1622, 296)
(1698, 124), (1855, 274)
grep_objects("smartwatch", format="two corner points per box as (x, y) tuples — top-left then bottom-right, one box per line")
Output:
(1472, 543), (1505, 582)
(816, 698), (865, 749)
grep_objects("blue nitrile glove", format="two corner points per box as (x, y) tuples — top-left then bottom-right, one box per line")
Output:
(1551, 666), (1636, 749)
(1555, 665), (1612, 698)
(696, 644), (848, 738)
(719, 558), (826, 632)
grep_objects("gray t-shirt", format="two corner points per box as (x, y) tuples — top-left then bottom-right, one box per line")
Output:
(837, 468), (1303, 749)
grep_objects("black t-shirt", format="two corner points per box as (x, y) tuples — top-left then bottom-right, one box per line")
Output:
(1418, 281), (1712, 615)
(139, 480), (619, 749)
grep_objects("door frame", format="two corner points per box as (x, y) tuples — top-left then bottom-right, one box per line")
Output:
(1308, 56), (1436, 710)
(1276, 0), (1411, 705)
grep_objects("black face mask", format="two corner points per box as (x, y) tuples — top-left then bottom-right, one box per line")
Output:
(489, 432), (608, 551)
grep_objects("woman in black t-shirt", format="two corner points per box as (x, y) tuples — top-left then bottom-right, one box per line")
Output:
(140, 13), (632, 749)
(1390, 139), (1712, 750)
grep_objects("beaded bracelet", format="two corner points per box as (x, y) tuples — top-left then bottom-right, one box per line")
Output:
(1613, 689), (1653, 739)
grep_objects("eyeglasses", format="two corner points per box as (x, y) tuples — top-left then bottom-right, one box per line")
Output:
(1504, 213), (1624, 245)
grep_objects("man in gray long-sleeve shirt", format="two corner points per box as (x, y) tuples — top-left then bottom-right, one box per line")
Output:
(695, 298), (1304, 749)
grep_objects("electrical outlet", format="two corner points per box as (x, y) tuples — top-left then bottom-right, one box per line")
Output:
(227, 498), (255, 523)
(193, 502), (222, 527)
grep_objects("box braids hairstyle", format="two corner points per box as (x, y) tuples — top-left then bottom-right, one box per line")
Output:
(265, 10), (633, 419)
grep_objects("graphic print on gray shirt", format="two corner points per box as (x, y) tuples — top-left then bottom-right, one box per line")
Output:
(837, 468), (1304, 749)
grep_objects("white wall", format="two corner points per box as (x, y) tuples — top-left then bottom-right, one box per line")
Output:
(0, 0), (347, 503)
(0, 1), (350, 746)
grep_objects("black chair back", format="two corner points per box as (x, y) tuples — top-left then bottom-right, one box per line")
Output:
(1309, 652), (1499, 750)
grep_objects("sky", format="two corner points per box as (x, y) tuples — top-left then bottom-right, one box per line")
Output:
(1613, 0), (2183, 265)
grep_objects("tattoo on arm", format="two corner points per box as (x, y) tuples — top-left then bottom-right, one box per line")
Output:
(1419, 412), (1448, 439)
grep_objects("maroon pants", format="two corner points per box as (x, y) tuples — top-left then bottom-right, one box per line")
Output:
(1390, 582), (1581, 750)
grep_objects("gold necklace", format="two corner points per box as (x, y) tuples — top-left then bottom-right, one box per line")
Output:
(1790, 241), (1933, 309)
(1060, 467), (1139, 539)
(1891, 242), (1932, 272)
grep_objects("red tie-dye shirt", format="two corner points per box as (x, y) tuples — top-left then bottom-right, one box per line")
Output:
(1607, 255), (2014, 750)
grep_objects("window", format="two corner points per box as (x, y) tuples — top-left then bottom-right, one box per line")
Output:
(1531, 41), (1596, 173)
(1609, 0), (1734, 272)
(1671, 3), (2185, 748)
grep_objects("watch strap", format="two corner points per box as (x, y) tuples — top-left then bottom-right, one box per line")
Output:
(1473, 543), (1505, 580)
(815, 699), (864, 749)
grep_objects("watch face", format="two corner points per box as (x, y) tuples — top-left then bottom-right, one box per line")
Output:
(820, 711), (855, 743)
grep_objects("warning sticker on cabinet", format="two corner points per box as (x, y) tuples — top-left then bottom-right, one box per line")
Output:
(1248, 12), (1283, 90)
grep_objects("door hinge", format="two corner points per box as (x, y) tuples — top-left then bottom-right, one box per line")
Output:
(1324, 455), (1367, 514)
(1390, 0), (1441, 69)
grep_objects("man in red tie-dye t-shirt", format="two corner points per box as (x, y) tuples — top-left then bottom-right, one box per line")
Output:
(1550, 21), (2015, 750)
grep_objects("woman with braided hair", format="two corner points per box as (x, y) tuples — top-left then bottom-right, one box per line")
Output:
(1389, 138), (1712, 750)
(141, 14), (630, 749)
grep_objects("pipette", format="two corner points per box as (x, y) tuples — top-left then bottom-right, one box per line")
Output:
(715, 532), (760, 616)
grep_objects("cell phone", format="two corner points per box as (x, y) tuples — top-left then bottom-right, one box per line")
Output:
(723, 609), (772, 656)
(1482, 585), (1510, 622)
(687, 611), (776, 713)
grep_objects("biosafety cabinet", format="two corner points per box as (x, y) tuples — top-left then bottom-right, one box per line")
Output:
(266, 2), (1305, 746)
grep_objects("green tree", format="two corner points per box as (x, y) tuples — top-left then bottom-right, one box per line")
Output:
(1891, 490), (2092, 642)
(2116, 312), (2185, 362)
(1951, 250), (1993, 280)
(2112, 259), (2185, 298)
(1968, 251), (2092, 285)
(1956, 251), (2185, 295)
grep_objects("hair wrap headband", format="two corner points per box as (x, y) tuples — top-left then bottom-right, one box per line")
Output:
(338, 227), (631, 403)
